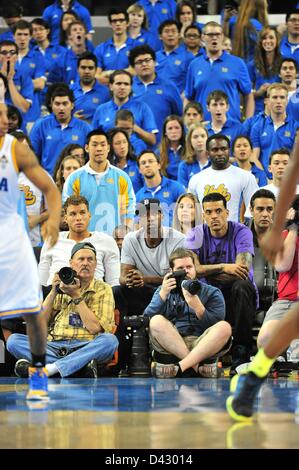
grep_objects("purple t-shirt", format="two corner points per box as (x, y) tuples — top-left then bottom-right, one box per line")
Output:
(185, 222), (258, 305)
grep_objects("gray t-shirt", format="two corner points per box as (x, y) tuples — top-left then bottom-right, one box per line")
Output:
(121, 227), (185, 279)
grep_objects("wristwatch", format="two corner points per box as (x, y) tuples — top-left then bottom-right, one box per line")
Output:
(72, 297), (83, 305)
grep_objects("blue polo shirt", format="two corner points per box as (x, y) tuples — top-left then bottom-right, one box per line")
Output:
(130, 28), (161, 51)
(42, 0), (94, 45)
(233, 162), (267, 187)
(241, 112), (267, 137)
(94, 37), (136, 71)
(250, 115), (299, 178)
(156, 146), (184, 180)
(70, 80), (110, 123)
(137, 0), (176, 36)
(132, 74), (183, 141)
(15, 49), (47, 123)
(156, 45), (194, 93)
(92, 97), (158, 135)
(0, 30), (14, 42)
(185, 50), (252, 122)
(62, 162), (136, 235)
(206, 119), (243, 147)
(287, 93), (299, 122)
(178, 159), (211, 188)
(47, 48), (81, 85)
(228, 16), (263, 62)
(130, 133), (147, 156)
(135, 175), (185, 226)
(109, 156), (144, 194)
(4, 71), (34, 131)
(33, 43), (65, 73)
(247, 60), (280, 115)
(30, 113), (91, 175)
(280, 36), (299, 69)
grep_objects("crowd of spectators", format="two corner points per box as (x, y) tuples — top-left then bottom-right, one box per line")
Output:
(1, 0), (299, 378)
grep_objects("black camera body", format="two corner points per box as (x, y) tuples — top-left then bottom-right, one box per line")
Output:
(56, 267), (78, 294)
(286, 194), (299, 233)
(171, 269), (186, 292)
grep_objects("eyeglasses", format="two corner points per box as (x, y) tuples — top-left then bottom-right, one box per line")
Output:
(203, 33), (222, 38)
(0, 50), (17, 56)
(110, 18), (127, 24)
(134, 57), (153, 66)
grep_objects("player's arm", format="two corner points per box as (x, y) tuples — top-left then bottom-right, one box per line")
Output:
(15, 140), (61, 247)
(260, 139), (299, 263)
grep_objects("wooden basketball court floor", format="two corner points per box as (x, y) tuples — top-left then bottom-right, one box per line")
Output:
(0, 375), (298, 450)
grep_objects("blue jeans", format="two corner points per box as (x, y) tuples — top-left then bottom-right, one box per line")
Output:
(7, 333), (119, 377)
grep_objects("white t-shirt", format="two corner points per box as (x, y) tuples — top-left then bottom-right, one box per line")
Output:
(244, 183), (299, 218)
(188, 165), (259, 222)
(121, 227), (185, 281)
(38, 231), (120, 286)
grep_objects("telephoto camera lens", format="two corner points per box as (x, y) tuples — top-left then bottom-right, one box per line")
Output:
(58, 267), (76, 285)
(181, 279), (201, 295)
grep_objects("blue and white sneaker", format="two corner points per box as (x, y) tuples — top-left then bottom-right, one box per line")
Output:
(26, 367), (49, 401)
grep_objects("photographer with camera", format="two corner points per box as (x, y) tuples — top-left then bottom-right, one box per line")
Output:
(145, 248), (232, 378)
(7, 242), (118, 378)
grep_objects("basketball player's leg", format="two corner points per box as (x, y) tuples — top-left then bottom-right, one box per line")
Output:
(226, 303), (299, 421)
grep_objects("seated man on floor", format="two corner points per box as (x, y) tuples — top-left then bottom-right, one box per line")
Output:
(145, 247), (232, 378)
(185, 192), (258, 375)
(7, 242), (118, 378)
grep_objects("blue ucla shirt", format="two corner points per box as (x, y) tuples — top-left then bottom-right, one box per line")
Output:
(62, 162), (136, 235)
(247, 60), (280, 115)
(70, 80), (110, 123)
(185, 50), (252, 122)
(5, 71), (34, 131)
(47, 48), (81, 85)
(137, 0), (176, 36)
(92, 98), (158, 135)
(132, 74), (183, 141)
(130, 28), (161, 51)
(135, 176), (185, 226)
(250, 115), (299, 178)
(178, 159), (211, 188)
(156, 45), (194, 93)
(206, 119), (244, 148)
(280, 36), (299, 69)
(30, 114), (91, 175)
(15, 49), (47, 123)
(42, 1), (93, 45)
(94, 37), (136, 71)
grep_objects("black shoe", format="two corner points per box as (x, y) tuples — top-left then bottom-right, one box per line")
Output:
(226, 372), (265, 421)
(80, 360), (98, 378)
(14, 359), (30, 378)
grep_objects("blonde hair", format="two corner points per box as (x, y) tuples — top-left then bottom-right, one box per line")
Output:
(266, 82), (288, 97)
(184, 123), (209, 164)
(172, 193), (202, 233)
(127, 3), (148, 29)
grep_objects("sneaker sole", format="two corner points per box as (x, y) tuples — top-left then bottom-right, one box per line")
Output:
(26, 391), (50, 401)
(226, 396), (253, 422)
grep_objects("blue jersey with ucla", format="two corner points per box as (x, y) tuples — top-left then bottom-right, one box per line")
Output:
(62, 162), (136, 235)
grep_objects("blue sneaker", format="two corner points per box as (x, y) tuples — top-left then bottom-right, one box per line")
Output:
(26, 367), (49, 401)
(226, 372), (264, 421)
